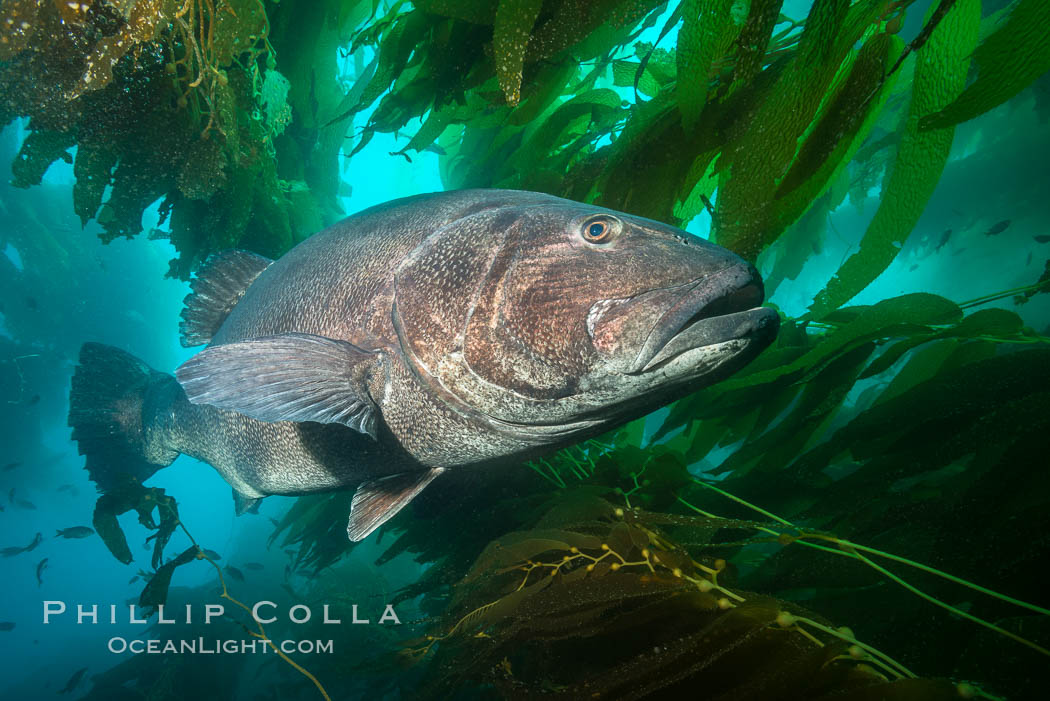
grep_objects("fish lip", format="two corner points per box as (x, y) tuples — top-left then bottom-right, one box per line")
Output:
(629, 265), (774, 373)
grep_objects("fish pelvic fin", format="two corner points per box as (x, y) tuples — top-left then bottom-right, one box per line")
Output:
(175, 332), (385, 437)
(179, 250), (273, 347)
(347, 468), (446, 541)
(68, 343), (181, 491)
(232, 489), (263, 516)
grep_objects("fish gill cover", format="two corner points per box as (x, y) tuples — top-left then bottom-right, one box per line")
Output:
(0, 1), (1049, 700)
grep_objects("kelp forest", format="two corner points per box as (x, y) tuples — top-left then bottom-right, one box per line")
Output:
(1, 0), (1049, 699)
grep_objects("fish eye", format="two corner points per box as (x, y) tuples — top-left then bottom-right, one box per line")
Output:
(582, 217), (616, 244)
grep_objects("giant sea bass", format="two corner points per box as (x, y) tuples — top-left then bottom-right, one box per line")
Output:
(68, 190), (778, 540)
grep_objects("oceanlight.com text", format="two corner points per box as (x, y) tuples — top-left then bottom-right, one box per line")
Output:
(107, 637), (335, 655)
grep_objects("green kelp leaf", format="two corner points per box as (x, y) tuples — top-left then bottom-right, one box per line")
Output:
(398, 106), (454, 155)
(718, 293), (962, 390)
(946, 308), (1024, 338)
(612, 60), (661, 98)
(776, 33), (899, 199)
(727, 0), (784, 92)
(139, 546), (199, 614)
(493, 0), (544, 105)
(856, 307), (1024, 380)
(857, 336), (931, 379)
(510, 60), (577, 125)
(715, 342), (876, 478)
(525, 0), (662, 64)
(335, 9), (427, 123)
(417, 0), (499, 24)
(808, 0), (982, 319)
(922, 0), (1050, 130)
(676, 0), (738, 130)
(873, 338), (961, 406)
(713, 0), (861, 260)
(509, 89), (622, 175)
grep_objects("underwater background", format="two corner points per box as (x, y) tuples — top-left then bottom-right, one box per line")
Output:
(1, 0), (1049, 699)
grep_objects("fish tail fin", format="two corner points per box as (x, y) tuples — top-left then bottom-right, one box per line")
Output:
(68, 343), (182, 490)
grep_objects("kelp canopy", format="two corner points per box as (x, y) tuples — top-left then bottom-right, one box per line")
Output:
(3, 0), (1050, 700)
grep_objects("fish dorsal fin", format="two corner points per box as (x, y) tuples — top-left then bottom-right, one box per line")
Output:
(180, 250), (273, 347)
(175, 332), (383, 437)
(347, 468), (446, 541)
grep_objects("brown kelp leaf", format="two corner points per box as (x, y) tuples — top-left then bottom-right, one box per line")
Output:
(139, 546), (200, 613)
(92, 479), (177, 566)
(0, 0), (44, 60)
(10, 129), (75, 188)
(69, 0), (174, 99)
(73, 141), (119, 226)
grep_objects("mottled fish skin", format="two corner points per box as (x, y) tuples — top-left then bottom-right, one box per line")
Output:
(85, 189), (779, 538)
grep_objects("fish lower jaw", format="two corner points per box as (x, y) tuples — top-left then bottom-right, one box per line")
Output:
(636, 306), (779, 374)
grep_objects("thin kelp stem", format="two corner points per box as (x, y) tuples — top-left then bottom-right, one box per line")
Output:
(801, 533), (1050, 618)
(956, 280), (1050, 310)
(687, 478), (1050, 659)
(157, 503), (332, 701)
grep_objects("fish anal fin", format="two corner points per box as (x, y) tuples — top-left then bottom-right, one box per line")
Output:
(180, 250), (273, 348)
(347, 468), (446, 541)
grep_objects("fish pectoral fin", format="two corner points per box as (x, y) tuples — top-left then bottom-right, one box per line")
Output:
(232, 489), (263, 516)
(347, 468), (446, 541)
(179, 250), (273, 347)
(175, 332), (384, 438)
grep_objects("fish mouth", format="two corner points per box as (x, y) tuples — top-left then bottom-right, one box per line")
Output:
(628, 265), (778, 374)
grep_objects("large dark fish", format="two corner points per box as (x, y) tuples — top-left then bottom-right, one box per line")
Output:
(68, 190), (778, 540)
(36, 557), (47, 586)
